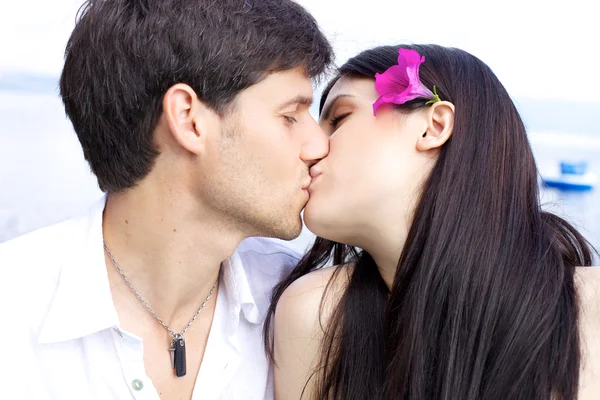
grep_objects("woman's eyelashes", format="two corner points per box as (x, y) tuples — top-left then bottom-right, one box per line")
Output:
(329, 112), (351, 129)
(283, 115), (298, 125)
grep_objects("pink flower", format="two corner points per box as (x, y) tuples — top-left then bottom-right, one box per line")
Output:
(372, 48), (437, 115)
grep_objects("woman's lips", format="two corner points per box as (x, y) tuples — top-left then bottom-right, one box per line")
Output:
(309, 166), (322, 179)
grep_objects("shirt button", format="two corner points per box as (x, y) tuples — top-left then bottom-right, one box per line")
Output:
(131, 379), (144, 391)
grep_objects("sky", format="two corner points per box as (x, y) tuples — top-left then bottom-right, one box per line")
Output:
(0, 0), (598, 104)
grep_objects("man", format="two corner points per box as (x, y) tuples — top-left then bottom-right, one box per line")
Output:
(0, 0), (332, 398)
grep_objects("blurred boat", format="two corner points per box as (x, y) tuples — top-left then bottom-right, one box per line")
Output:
(542, 161), (597, 191)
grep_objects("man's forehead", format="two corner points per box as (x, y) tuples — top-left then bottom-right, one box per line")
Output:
(265, 67), (313, 93)
(276, 94), (313, 111)
(236, 66), (314, 107)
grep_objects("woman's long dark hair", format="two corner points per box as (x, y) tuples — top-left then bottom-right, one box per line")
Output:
(264, 44), (596, 400)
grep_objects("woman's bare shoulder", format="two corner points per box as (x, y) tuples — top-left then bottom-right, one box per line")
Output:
(575, 265), (600, 278)
(574, 266), (600, 332)
(575, 266), (600, 399)
(273, 264), (353, 399)
(575, 266), (600, 311)
(276, 264), (353, 335)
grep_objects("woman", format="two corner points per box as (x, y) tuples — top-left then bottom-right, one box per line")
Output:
(264, 44), (599, 400)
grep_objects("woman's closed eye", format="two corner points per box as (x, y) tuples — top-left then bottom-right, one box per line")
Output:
(329, 112), (351, 129)
(283, 115), (298, 125)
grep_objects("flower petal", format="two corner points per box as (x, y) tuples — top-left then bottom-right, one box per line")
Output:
(372, 89), (411, 115)
(372, 48), (437, 115)
(386, 86), (422, 104)
(373, 95), (403, 115)
(372, 96), (387, 115)
(397, 48), (423, 68)
(374, 65), (409, 96)
(409, 81), (434, 99)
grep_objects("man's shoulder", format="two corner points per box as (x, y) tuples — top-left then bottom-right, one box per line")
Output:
(0, 216), (86, 266)
(0, 218), (89, 338)
(0, 214), (92, 307)
(0, 196), (103, 265)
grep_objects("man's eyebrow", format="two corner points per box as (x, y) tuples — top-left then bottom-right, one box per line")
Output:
(277, 95), (313, 111)
(320, 94), (353, 122)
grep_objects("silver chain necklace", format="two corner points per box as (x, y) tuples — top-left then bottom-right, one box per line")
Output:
(103, 241), (218, 377)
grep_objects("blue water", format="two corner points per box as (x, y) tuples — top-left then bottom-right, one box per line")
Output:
(0, 91), (598, 257)
(534, 142), (600, 254)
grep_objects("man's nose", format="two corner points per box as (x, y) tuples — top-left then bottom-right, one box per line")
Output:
(300, 117), (329, 166)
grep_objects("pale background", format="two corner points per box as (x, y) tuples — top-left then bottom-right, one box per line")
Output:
(1, 0), (599, 252)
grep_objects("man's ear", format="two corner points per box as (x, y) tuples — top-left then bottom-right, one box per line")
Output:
(416, 101), (455, 152)
(162, 83), (217, 155)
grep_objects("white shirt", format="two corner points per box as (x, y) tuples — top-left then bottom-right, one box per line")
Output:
(0, 197), (301, 400)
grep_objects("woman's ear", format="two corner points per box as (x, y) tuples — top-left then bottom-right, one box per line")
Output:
(416, 101), (455, 152)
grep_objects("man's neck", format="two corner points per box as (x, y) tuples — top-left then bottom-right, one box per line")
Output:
(101, 186), (245, 326)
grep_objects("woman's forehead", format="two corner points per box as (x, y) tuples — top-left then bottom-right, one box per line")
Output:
(323, 76), (378, 106)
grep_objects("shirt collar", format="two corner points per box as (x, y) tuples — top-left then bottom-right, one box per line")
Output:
(221, 250), (260, 328)
(38, 195), (261, 344)
(38, 195), (119, 344)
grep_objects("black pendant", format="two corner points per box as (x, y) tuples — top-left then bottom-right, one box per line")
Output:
(170, 335), (187, 377)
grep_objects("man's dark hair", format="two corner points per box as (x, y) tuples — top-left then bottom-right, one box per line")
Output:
(60, 0), (333, 192)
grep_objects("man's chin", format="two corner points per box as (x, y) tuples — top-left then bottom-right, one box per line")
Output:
(268, 216), (303, 241)
(273, 222), (303, 241)
(244, 214), (301, 241)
